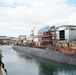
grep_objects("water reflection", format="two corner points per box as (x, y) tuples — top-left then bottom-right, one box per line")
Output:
(1, 45), (76, 75)
(18, 52), (76, 75)
(38, 60), (76, 75)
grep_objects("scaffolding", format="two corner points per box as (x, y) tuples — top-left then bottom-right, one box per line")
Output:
(38, 26), (56, 49)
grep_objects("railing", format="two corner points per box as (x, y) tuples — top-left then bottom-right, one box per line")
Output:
(41, 38), (56, 42)
(54, 46), (76, 54)
(38, 34), (56, 37)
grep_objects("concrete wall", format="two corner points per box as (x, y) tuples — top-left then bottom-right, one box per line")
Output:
(69, 30), (76, 41)
(65, 30), (69, 40)
(56, 31), (59, 40)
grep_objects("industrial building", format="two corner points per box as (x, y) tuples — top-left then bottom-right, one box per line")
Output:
(56, 25), (76, 41)
(38, 25), (56, 48)
(38, 25), (76, 41)
(0, 36), (17, 45)
(37, 25), (76, 48)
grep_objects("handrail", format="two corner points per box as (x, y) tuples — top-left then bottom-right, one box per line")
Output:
(38, 34), (56, 37)
(54, 46), (76, 54)
(41, 38), (56, 41)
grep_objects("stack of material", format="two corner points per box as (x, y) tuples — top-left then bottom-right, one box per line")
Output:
(56, 42), (62, 48)
(69, 42), (76, 47)
(71, 42), (76, 47)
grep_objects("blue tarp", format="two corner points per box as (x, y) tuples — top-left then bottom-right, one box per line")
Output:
(38, 25), (50, 34)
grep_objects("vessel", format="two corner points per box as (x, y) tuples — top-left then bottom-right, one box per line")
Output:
(13, 45), (76, 66)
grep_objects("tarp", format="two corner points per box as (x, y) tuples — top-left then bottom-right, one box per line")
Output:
(38, 25), (50, 34)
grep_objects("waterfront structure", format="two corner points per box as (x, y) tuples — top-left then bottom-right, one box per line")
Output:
(38, 26), (56, 48)
(56, 25), (76, 41)
(13, 25), (76, 65)
(38, 25), (76, 42)
(27, 35), (38, 42)
(36, 25), (76, 54)
(13, 45), (76, 66)
(0, 48), (2, 62)
(0, 36), (17, 45)
(19, 35), (26, 41)
(0, 49), (7, 75)
(27, 36), (34, 42)
(10, 37), (18, 45)
(0, 36), (11, 45)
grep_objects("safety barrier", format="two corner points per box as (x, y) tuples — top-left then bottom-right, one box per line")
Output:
(53, 46), (76, 55)
(41, 38), (56, 42)
(38, 34), (56, 38)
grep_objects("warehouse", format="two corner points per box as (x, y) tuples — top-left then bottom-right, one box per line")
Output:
(56, 25), (76, 41)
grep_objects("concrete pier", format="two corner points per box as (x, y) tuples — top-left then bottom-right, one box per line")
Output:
(0, 68), (7, 75)
(0, 48), (6, 75)
(0, 70), (3, 75)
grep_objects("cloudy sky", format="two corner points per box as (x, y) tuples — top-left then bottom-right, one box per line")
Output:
(0, 0), (76, 37)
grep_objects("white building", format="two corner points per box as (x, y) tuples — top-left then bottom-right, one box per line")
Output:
(56, 25), (76, 41)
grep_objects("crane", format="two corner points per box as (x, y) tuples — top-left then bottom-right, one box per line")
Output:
(31, 26), (35, 36)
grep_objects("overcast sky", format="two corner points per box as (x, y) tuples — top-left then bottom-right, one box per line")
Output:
(0, 0), (76, 37)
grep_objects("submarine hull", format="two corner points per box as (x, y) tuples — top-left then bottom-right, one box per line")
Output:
(12, 46), (76, 66)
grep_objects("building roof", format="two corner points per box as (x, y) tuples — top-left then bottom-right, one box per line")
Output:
(56, 25), (76, 30)
(0, 36), (11, 40)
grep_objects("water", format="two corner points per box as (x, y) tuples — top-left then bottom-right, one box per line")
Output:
(1, 45), (76, 75)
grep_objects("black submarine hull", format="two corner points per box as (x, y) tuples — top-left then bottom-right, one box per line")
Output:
(12, 46), (76, 66)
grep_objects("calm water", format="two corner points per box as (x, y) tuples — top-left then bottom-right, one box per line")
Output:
(1, 45), (76, 75)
